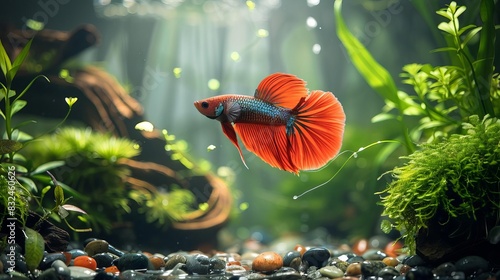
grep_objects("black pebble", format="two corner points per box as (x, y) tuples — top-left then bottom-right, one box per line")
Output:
(433, 262), (455, 277)
(39, 252), (66, 271)
(93, 253), (114, 268)
(404, 255), (426, 267)
(302, 248), (330, 268)
(405, 266), (433, 280)
(454, 256), (489, 275)
(114, 253), (150, 271)
(378, 266), (399, 280)
(283, 251), (301, 267)
(361, 261), (386, 277)
(209, 257), (226, 273)
(185, 254), (210, 275)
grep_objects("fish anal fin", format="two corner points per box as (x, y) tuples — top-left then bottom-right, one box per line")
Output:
(221, 122), (248, 169)
(254, 73), (308, 109)
(234, 123), (299, 174)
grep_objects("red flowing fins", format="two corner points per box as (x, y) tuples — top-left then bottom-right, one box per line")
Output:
(254, 73), (308, 108)
(234, 123), (296, 172)
(221, 122), (249, 169)
(289, 90), (345, 171)
(235, 90), (345, 174)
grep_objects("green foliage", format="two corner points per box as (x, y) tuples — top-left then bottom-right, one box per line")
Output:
(378, 115), (500, 253)
(129, 186), (196, 226)
(0, 39), (90, 263)
(24, 227), (44, 272)
(334, 0), (498, 149)
(23, 127), (141, 232)
(335, 0), (499, 253)
(24, 126), (207, 231)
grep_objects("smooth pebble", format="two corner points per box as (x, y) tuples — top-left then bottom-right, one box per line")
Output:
(319, 265), (344, 278)
(252, 251), (283, 272)
(454, 255), (489, 275)
(114, 253), (150, 271)
(84, 240), (109, 257)
(68, 266), (97, 279)
(302, 247), (330, 268)
(345, 263), (361, 276)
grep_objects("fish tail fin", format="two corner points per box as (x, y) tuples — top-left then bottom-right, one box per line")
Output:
(289, 90), (345, 171)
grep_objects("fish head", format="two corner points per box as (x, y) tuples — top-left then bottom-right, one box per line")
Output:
(194, 97), (225, 120)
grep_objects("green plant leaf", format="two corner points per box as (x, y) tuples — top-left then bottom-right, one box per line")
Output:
(40, 185), (51, 201)
(10, 99), (27, 117)
(1, 163), (28, 173)
(0, 139), (22, 154)
(17, 176), (37, 193)
(54, 185), (65, 206)
(438, 22), (455, 35)
(7, 39), (33, 87)
(371, 113), (396, 123)
(24, 227), (44, 272)
(380, 219), (393, 234)
(0, 40), (12, 77)
(31, 174), (88, 201)
(430, 47), (459, 54)
(31, 161), (65, 175)
(461, 26), (482, 48)
(13, 120), (37, 131)
(436, 10), (453, 21)
(15, 75), (49, 103)
(333, 0), (400, 108)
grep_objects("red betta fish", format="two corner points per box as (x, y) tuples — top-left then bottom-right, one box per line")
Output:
(194, 73), (345, 174)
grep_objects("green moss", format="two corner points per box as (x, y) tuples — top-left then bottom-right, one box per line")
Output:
(378, 115), (500, 253)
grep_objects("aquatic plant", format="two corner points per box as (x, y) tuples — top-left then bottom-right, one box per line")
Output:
(25, 126), (207, 231)
(24, 127), (140, 232)
(335, 0), (499, 255)
(378, 115), (500, 253)
(334, 0), (498, 153)
(0, 38), (91, 271)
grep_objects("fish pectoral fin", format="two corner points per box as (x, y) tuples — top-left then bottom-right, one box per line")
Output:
(225, 101), (241, 123)
(221, 122), (249, 169)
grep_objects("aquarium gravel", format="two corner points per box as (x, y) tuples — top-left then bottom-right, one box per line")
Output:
(1, 236), (498, 280)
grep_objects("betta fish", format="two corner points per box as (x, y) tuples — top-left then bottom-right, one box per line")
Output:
(194, 73), (345, 174)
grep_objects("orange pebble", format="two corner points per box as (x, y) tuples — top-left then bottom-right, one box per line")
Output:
(252, 251), (283, 272)
(73, 256), (97, 271)
(294, 244), (307, 256)
(384, 241), (403, 257)
(148, 256), (165, 270)
(105, 265), (120, 274)
(383, 256), (400, 267)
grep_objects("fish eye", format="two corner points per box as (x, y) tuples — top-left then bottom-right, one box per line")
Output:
(201, 102), (209, 109)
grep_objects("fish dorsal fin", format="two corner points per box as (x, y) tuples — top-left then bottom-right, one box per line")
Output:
(254, 73), (308, 109)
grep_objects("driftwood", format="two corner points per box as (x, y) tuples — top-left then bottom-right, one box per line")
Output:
(1, 24), (232, 251)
